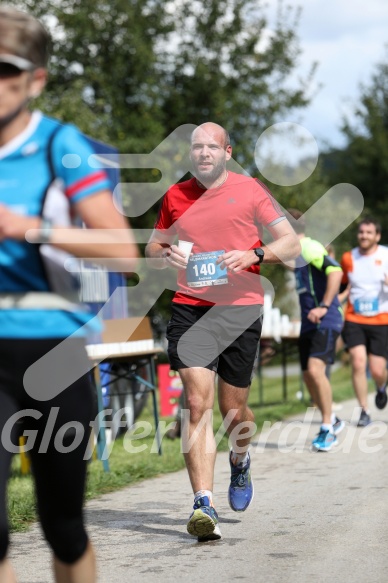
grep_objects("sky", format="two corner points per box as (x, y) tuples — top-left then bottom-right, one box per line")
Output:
(266, 0), (388, 154)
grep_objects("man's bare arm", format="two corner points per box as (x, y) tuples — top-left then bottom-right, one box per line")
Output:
(218, 218), (301, 272)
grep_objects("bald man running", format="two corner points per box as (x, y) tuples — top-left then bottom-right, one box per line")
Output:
(146, 122), (300, 541)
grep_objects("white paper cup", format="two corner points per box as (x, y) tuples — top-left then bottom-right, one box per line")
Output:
(178, 240), (194, 259)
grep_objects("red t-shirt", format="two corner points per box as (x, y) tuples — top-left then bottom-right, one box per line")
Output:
(154, 172), (284, 305)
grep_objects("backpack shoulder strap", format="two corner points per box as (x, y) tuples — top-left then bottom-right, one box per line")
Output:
(40, 123), (66, 211)
(46, 123), (65, 184)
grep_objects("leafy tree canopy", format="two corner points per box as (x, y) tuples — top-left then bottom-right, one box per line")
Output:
(323, 51), (388, 248)
(14, 0), (315, 166)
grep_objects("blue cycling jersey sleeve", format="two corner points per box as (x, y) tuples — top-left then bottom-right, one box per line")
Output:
(50, 123), (111, 204)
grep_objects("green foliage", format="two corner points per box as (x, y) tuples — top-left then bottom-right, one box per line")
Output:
(159, 0), (316, 170)
(19, 0), (172, 153)
(323, 52), (388, 247)
(14, 0), (315, 175)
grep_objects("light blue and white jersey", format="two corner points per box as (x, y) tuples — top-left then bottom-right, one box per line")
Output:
(0, 111), (111, 338)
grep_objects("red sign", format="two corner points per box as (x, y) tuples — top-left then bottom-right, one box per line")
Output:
(157, 364), (183, 417)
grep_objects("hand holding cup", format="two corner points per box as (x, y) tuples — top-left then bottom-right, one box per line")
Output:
(177, 240), (194, 268)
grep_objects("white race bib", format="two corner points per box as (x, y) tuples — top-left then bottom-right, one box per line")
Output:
(186, 250), (228, 288)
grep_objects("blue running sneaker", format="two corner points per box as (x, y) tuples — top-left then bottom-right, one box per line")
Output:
(228, 452), (254, 512)
(332, 416), (345, 436)
(357, 409), (371, 427)
(186, 496), (221, 541)
(311, 428), (337, 451)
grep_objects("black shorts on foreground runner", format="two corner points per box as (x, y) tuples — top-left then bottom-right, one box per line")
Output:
(299, 328), (340, 371)
(342, 321), (388, 357)
(166, 303), (263, 388)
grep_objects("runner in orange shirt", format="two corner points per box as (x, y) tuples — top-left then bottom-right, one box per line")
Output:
(341, 218), (388, 426)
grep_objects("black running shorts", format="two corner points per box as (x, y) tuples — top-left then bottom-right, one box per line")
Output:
(342, 321), (388, 358)
(166, 303), (263, 388)
(299, 328), (340, 371)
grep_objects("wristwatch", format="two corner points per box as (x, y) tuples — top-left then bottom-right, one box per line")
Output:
(253, 247), (265, 265)
(319, 302), (330, 310)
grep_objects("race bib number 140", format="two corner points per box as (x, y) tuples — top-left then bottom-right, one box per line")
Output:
(186, 250), (228, 288)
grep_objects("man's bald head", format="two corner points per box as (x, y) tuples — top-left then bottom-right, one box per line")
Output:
(191, 122), (231, 149)
(190, 122), (232, 188)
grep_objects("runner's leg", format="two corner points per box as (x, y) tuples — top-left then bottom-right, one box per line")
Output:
(179, 367), (216, 493)
(368, 354), (388, 388)
(218, 379), (255, 454)
(348, 345), (369, 410)
(304, 357), (332, 425)
(27, 368), (96, 583)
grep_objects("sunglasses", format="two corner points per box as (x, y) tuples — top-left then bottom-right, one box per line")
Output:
(0, 62), (27, 78)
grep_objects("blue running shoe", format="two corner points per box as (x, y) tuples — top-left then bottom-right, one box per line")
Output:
(187, 496), (221, 541)
(228, 452), (254, 512)
(311, 428), (337, 451)
(332, 416), (345, 436)
(357, 409), (371, 427)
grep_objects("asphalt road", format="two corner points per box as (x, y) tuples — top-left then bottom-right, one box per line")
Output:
(9, 394), (388, 583)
